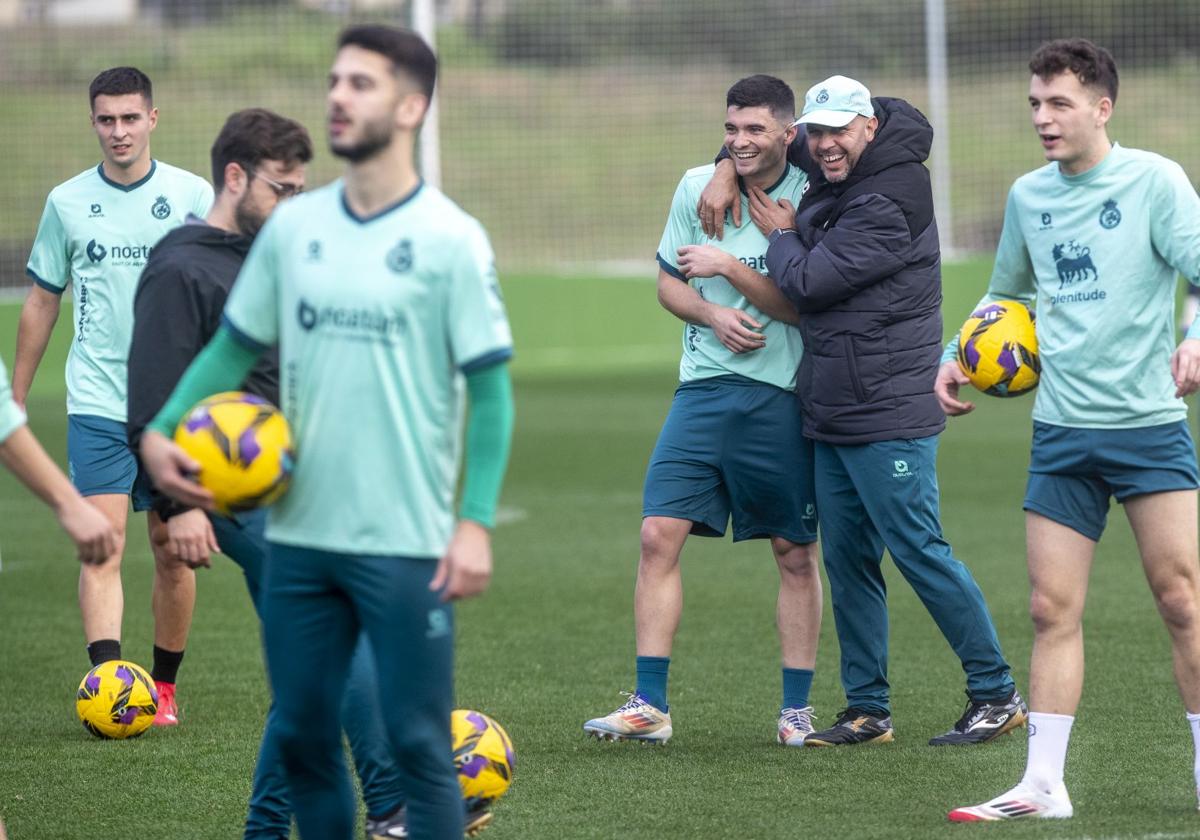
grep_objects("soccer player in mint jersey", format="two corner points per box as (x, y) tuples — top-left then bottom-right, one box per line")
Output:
(140, 25), (514, 840)
(582, 76), (823, 748)
(0, 355), (118, 565)
(128, 108), (408, 840)
(11, 66), (212, 726)
(938, 39), (1200, 821)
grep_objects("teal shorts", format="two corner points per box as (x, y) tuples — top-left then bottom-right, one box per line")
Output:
(643, 375), (817, 544)
(67, 414), (154, 511)
(1024, 420), (1200, 541)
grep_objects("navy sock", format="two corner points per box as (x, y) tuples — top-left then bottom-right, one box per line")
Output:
(87, 639), (121, 667)
(782, 667), (814, 711)
(151, 645), (185, 684)
(635, 656), (670, 712)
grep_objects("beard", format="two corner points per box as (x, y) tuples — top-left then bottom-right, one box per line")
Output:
(234, 193), (266, 240)
(329, 115), (394, 163)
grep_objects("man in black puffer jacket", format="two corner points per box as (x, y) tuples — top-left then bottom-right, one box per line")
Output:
(700, 75), (1023, 748)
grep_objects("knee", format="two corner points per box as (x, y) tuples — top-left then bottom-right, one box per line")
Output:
(774, 540), (820, 580)
(1028, 587), (1079, 636)
(1154, 577), (1200, 632)
(639, 519), (682, 569)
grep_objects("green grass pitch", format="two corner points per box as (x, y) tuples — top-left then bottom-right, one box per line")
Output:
(0, 261), (1197, 839)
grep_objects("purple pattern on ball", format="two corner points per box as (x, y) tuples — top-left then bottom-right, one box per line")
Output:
(459, 756), (489, 779)
(962, 339), (981, 370)
(117, 707), (142, 725)
(466, 712), (488, 732)
(86, 673), (101, 693)
(114, 665), (134, 686)
(970, 303), (1006, 320)
(185, 409), (215, 434)
(238, 426), (261, 465)
(997, 342), (1019, 377)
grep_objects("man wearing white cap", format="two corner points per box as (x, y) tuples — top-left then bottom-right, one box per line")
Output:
(697, 75), (1025, 748)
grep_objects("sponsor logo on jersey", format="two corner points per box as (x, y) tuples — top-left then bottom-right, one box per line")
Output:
(739, 255), (768, 272)
(1039, 212), (1052, 230)
(1048, 240), (1107, 304)
(151, 195), (171, 220)
(1099, 198), (1121, 229)
(86, 239), (107, 263)
(1052, 241), (1097, 289)
(86, 239), (152, 267)
(386, 238), (413, 274)
(296, 297), (408, 343)
(89, 203), (103, 217)
(306, 240), (322, 261)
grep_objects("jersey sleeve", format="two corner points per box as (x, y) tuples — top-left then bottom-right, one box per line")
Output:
(448, 221), (513, 373)
(941, 186), (1038, 363)
(655, 174), (698, 281)
(0, 357), (27, 444)
(1148, 160), (1200, 289)
(25, 196), (71, 294)
(190, 178), (215, 218)
(222, 213), (281, 350)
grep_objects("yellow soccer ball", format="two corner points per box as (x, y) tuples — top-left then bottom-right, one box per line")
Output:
(451, 709), (515, 809)
(76, 660), (158, 739)
(956, 301), (1040, 397)
(174, 391), (293, 516)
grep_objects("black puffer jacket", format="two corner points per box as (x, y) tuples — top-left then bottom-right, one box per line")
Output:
(766, 97), (945, 444)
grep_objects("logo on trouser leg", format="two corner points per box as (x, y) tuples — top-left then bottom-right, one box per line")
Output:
(892, 460), (912, 478)
(426, 608), (451, 639)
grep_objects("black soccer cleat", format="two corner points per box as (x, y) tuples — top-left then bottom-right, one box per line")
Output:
(928, 689), (1028, 746)
(366, 805), (408, 840)
(804, 708), (894, 747)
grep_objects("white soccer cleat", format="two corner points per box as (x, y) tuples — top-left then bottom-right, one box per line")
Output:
(777, 706), (815, 747)
(583, 692), (672, 744)
(947, 781), (1073, 822)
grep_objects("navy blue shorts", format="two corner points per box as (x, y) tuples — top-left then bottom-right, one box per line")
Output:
(1025, 420), (1200, 541)
(67, 414), (154, 511)
(643, 375), (817, 543)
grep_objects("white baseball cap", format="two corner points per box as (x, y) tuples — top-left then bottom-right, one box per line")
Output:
(796, 75), (874, 127)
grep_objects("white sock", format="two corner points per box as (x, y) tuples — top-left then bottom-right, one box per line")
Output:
(1021, 712), (1074, 794)
(1186, 711), (1200, 793)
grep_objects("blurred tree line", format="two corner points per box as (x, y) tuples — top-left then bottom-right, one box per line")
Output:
(486, 0), (1200, 72)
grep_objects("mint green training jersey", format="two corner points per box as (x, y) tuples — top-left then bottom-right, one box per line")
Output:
(222, 181), (513, 557)
(26, 161), (213, 422)
(944, 144), (1200, 428)
(656, 163), (806, 391)
(0, 357), (27, 444)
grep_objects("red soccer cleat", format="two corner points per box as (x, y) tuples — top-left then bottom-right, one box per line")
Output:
(153, 681), (179, 726)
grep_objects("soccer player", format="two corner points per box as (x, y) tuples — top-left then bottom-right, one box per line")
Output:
(0, 355), (117, 565)
(11, 66), (213, 725)
(938, 39), (1200, 820)
(694, 75), (1025, 748)
(127, 107), (408, 840)
(582, 75), (822, 747)
(139, 25), (514, 840)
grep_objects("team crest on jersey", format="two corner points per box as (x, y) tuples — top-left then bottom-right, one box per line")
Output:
(1099, 198), (1121, 229)
(1052, 241), (1098, 289)
(815, 89), (829, 104)
(86, 239), (107, 263)
(386, 239), (413, 274)
(151, 195), (171, 220)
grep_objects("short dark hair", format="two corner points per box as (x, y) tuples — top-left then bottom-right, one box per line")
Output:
(89, 66), (153, 109)
(210, 108), (313, 191)
(726, 75), (795, 123)
(1029, 39), (1119, 104)
(338, 25), (437, 100)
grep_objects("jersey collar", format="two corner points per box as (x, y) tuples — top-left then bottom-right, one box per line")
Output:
(339, 180), (424, 224)
(96, 159), (157, 192)
(737, 162), (794, 198)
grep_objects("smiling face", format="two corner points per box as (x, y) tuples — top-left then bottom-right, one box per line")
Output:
(1028, 70), (1112, 175)
(804, 114), (877, 183)
(724, 104), (796, 185)
(90, 93), (156, 173)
